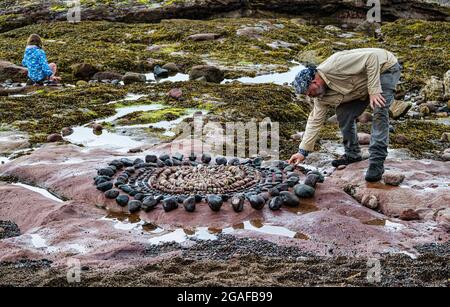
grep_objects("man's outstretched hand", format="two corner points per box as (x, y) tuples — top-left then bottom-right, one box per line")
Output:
(369, 93), (386, 109)
(288, 153), (306, 165)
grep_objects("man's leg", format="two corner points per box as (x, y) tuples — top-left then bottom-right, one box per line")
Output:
(333, 99), (370, 166)
(366, 63), (401, 181)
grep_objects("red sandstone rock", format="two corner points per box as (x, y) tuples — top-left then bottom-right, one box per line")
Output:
(383, 172), (405, 186)
(46, 133), (63, 143)
(168, 88), (183, 99)
(400, 209), (421, 221)
(358, 133), (371, 145)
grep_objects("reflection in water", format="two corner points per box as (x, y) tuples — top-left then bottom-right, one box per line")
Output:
(285, 203), (319, 215)
(145, 72), (190, 83)
(65, 104), (206, 151)
(101, 212), (310, 245)
(222, 63), (305, 85)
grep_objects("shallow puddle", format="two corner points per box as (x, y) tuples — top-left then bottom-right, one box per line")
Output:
(222, 63), (305, 85)
(65, 102), (206, 151)
(285, 203), (319, 215)
(29, 233), (87, 254)
(12, 183), (64, 203)
(102, 212), (309, 245)
(145, 72), (190, 83)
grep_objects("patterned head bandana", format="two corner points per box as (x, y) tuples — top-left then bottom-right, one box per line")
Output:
(292, 65), (317, 94)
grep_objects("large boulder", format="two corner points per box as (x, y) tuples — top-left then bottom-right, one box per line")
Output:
(189, 65), (224, 83)
(71, 63), (99, 80)
(420, 76), (445, 101)
(0, 61), (27, 82)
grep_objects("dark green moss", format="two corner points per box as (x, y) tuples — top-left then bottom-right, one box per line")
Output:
(0, 84), (127, 143)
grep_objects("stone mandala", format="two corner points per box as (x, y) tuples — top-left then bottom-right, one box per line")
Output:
(93, 153), (324, 213)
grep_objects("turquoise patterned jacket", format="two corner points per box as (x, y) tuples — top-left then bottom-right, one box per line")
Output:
(22, 45), (53, 82)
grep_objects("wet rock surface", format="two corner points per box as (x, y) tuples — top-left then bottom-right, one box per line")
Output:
(0, 0), (449, 286)
(331, 159), (450, 222)
(0, 145), (448, 286)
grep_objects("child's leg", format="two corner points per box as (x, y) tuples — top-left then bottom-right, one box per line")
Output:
(48, 63), (61, 82)
(49, 63), (57, 76)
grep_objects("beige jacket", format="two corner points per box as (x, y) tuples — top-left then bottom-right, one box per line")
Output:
(299, 48), (398, 152)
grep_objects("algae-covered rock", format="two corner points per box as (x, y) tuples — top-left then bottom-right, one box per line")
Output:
(421, 76), (445, 101)
(189, 65), (224, 83)
(92, 71), (123, 81)
(122, 72), (146, 84)
(71, 63), (99, 80)
(0, 60), (27, 82)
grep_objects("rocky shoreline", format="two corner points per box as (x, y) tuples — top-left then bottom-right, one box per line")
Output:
(0, 0), (449, 287)
(0, 0), (449, 34)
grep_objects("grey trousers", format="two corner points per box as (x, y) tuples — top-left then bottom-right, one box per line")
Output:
(335, 63), (401, 164)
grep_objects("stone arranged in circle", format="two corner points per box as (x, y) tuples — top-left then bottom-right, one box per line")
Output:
(149, 165), (261, 195)
(105, 189), (120, 199)
(269, 196), (283, 211)
(128, 200), (142, 213)
(163, 197), (179, 212)
(231, 194), (245, 212)
(116, 195), (129, 207)
(183, 196), (196, 212)
(294, 184), (315, 198)
(97, 181), (113, 192)
(248, 194), (266, 210)
(142, 196), (159, 212)
(279, 191), (300, 207)
(94, 152), (325, 214)
(207, 195), (223, 212)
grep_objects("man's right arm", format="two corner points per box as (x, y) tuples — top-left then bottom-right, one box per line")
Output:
(299, 100), (329, 153)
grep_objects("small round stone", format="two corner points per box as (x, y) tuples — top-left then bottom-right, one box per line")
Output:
(207, 195), (223, 212)
(142, 196), (158, 211)
(105, 189), (120, 199)
(116, 195), (129, 207)
(215, 156), (227, 165)
(279, 191), (300, 207)
(134, 193), (145, 201)
(163, 197), (179, 212)
(304, 174), (321, 188)
(145, 155), (158, 163)
(183, 196), (196, 213)
(201, 153), (212, 164)
(269, 188), (280, 197)
(248, 195), (266, 210)
(128, 200), (142, 213)
(269, 196), (283, 211)
(231, 194), (245, 212)
(97, 181), (113, 192)
(98, 167), (115, 177)
(294, 184), (316, 198)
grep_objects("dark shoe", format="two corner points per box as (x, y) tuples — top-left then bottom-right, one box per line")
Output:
(365, 164), (385, 182)
(332, 155), (362, 167)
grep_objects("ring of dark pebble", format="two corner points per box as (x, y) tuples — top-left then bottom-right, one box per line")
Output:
(93, 153), (324, 214)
